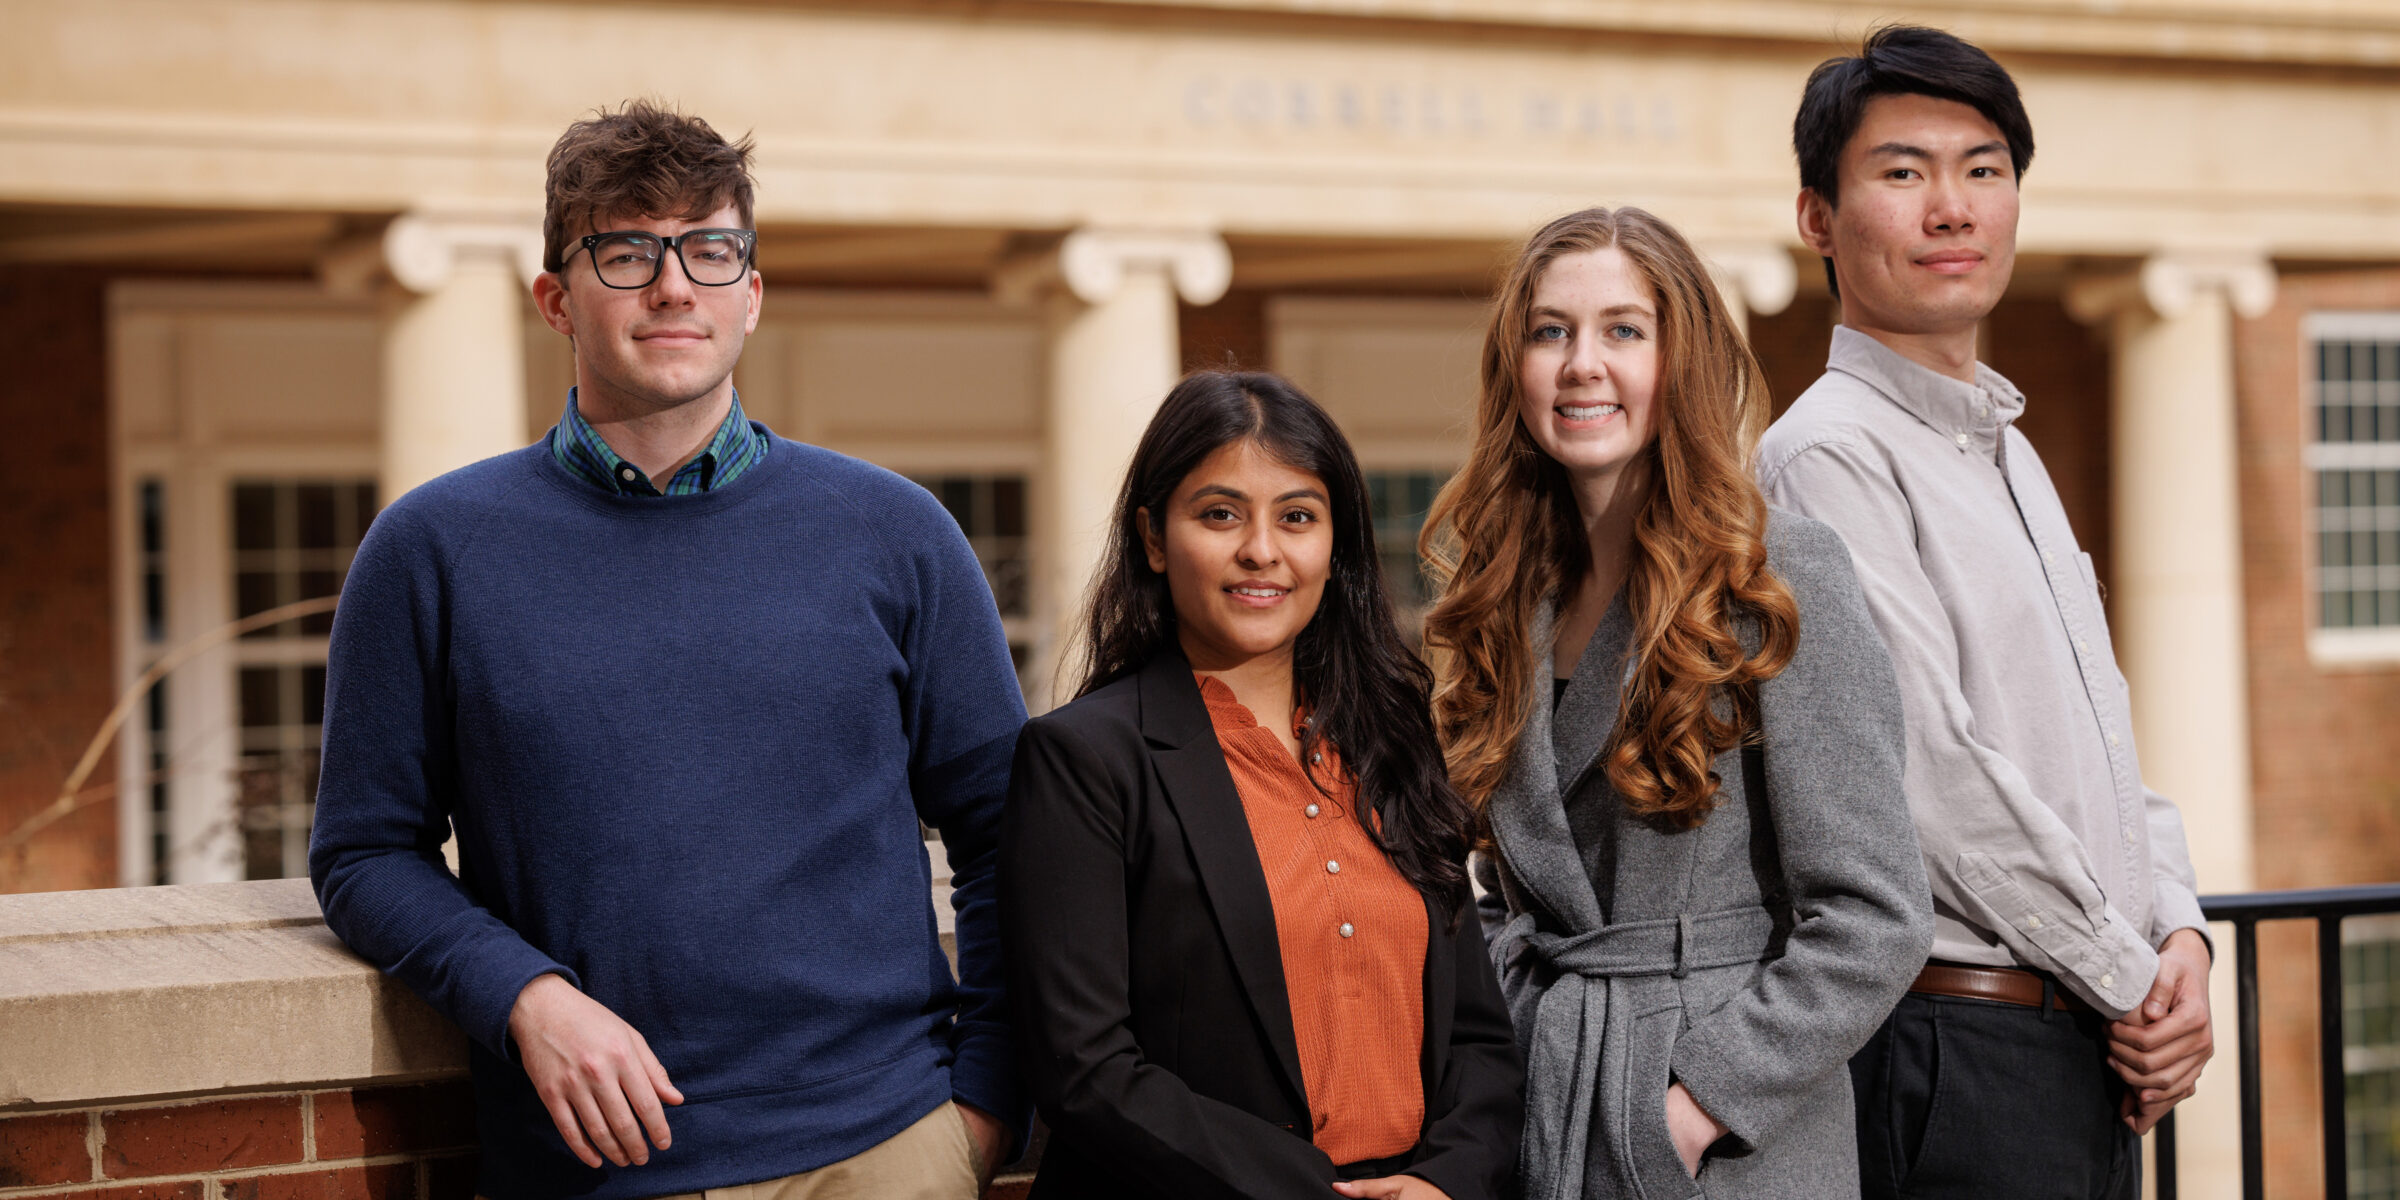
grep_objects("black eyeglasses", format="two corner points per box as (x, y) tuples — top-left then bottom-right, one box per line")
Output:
(565, 228), (757, 289)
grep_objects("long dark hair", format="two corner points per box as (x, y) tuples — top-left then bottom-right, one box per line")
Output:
(1076, 370), (1474, 909)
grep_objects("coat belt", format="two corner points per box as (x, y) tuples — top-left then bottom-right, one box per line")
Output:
(1495, 905), (1778, 1200)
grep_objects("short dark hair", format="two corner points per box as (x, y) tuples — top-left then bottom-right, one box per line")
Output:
(542, 99), (757, 274)
(1794, 26), (2034, 294)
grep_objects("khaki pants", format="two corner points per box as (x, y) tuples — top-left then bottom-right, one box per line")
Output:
(652, 1102), (983, 1200)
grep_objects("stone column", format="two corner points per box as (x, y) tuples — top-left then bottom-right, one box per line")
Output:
(998, 228), (1232, 708)
(2067, 250), (2276, 1200)
(377, 213), (544, 500)
(1700, 243), (1798, 339)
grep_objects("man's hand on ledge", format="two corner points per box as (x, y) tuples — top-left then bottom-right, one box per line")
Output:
(2106, 927), (2215, 1134)
(509, 973), (684, 1168)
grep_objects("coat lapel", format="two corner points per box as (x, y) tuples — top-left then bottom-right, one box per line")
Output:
(1485, 600), (1609, 934)
(1136, 651), (1312, 1116)
(1550, 590), (1633, 797)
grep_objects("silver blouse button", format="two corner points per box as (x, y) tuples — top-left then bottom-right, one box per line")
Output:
(1311, 752), (1323, 764)
(1304, 803), (1320, 818)
(1338, 923), (1354, 938)
(1326, 860), (1340, 875)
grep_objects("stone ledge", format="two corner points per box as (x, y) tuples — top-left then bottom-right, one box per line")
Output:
(0, 879), (466, 1111)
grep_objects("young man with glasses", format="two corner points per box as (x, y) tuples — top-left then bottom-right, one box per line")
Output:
(312, 100), (1024, 1200)
(1757, 27), (2214, 1198)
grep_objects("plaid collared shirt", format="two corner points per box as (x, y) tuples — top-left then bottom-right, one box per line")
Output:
(549, 388), (767, 496)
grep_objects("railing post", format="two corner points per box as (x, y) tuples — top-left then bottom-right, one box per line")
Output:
(2320, 915), (2348, 1197)
(2236, 917), (2264, 1200)
(2155, 1108), (2179, 1198)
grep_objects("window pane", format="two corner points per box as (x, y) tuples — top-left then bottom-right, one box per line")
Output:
(239, 666), (282, 729)
(352, 483), (381, 537)
(992, 478), (1026, 538)
(233, 484), (279, 551)
(235, 571), (282, 636)
(938, 478), (975, 527)
(296, 484), (339, 550)
(302, 664), (327, 726)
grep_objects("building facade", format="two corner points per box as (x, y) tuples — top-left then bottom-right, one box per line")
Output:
(0, 0), (2396, 1193)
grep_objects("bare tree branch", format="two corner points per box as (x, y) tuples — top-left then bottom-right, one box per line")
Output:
(1, 595), (340, 864)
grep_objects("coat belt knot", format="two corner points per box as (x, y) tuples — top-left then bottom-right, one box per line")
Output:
(1494, 905), (1777, 1200)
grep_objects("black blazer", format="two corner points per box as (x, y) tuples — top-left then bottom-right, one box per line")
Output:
(1000, 650), (1523, 1200)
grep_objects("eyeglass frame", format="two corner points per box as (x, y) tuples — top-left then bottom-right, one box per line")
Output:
(561, 227), (759, 290)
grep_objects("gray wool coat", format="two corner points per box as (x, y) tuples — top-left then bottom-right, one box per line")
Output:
(1483, 511), (1934, 1200)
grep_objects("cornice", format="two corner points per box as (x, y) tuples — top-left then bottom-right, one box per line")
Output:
(1014, 0), (2400, 68)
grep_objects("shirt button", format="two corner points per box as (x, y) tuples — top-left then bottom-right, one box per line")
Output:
(1305, 803), (1320, 818)
(1978, 404), (1991, 418)
(1326, 860), (1340, 874)
(2043, 550), (2056, 565)
(1954, 432), (1971, 447)
(618, 466), (638, 482)
(2075, 638), (2089, 653)
(2027, 914), (2044, 930)
(1338, 923), (1354, 938)
(1311, 752), (1323, 764)
(2101, 973), (2116, 989)
(2109, 733), (2121, 747)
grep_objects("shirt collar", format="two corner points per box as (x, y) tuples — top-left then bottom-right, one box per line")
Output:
(1825, 324), (2026, 459)
(552, 388), (760, 495)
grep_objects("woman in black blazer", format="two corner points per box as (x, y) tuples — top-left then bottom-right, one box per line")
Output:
(1001, 371), (1522, 1200)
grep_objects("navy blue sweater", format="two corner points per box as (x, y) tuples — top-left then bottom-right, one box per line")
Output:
(310, 434), (1026, 1199)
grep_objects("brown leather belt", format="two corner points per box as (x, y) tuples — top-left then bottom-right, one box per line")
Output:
(1909, 962), (2091, 1013)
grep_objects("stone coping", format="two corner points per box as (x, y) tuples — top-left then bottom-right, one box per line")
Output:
(0, 879), (466, 1112)
(1, 853), (966, 1112)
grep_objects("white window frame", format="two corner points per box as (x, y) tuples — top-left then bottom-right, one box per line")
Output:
(109, 281), (381, 886)
(2302, 311), (2400, 668)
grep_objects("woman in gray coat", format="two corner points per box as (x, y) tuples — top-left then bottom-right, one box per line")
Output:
(1418, 207), (1933, 1200)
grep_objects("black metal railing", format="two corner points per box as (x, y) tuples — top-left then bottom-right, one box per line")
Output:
(2156, 882), (2400, 1200)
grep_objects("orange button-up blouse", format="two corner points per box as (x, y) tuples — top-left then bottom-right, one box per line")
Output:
(1196, 674), (1428, 1166)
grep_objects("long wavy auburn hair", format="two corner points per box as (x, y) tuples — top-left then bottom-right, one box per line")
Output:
(1419, 207), (1799, 830)
(1077, 371), (1476, 909)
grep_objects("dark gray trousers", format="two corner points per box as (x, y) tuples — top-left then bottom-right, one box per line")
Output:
(1850, 990), (2140, 1199)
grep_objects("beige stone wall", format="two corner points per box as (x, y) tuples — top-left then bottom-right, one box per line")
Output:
(0, 1), (2392, 258)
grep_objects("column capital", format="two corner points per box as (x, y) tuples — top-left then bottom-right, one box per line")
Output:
(2065, 249), (2278, 325)
(376, 210), (546, 295)
(1699, 243), (1797, 317)
(995, 227), (1232, 309)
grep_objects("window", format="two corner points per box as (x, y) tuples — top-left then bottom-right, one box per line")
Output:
(1365, 469), (1451, 633)
(228, 480), (377, 880)
(2346, 915), (2400, 1200)
(2307, 314), (2400, 664)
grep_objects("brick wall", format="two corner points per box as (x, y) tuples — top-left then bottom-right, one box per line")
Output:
(1181, 290), (1271, 374)
(0, 265), (118, 894)
(1747, 292), (1836, 421)
(0, 1083), (474, 1199)
(1985, 297), (2116, 594)
(0, 1085), (1041, 1200)
(2231, 267), (2400, 1197)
